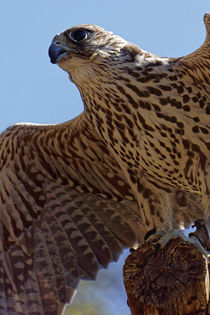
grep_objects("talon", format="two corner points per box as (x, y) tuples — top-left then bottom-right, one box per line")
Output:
(154, 243), (161, 256)
(144, 227), (157, 241)
(189, 219), (210, 250)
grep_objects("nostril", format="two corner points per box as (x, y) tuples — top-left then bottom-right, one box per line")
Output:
(55, 41), (61, 46)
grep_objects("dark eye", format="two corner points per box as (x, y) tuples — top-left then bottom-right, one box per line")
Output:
(70, 29), (88, 42)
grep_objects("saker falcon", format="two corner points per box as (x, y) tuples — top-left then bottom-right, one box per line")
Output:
(0, 13), (209, 315)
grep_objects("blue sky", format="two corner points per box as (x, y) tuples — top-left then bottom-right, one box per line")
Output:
(1, 1), (209, 314)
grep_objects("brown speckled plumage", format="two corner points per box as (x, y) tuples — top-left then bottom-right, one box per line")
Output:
(51, 14), (210, 218)
(0, 13), (209, 314)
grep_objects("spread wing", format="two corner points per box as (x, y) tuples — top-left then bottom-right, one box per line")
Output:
(0, 112), (143, 314)
(0, 111), (205, 314)
(174, 13), (210, 93)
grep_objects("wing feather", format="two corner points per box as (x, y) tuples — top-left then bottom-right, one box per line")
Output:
(175, 13), (210, 93)
(0, 113), (142, 314)
(0, 112), (204, 314)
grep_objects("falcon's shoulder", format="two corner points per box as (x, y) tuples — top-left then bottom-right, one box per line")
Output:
(0, 112), (142, 314)
(173, 13), (210, 93)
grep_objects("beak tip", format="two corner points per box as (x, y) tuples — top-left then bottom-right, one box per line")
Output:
(50, 58), (57, 64)
(48, 44), (65, 64)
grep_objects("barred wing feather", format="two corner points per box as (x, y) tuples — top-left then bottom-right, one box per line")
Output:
(0, 113), (142, 314)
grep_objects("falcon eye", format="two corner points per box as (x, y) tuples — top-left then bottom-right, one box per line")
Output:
(69, 29), (88, 43)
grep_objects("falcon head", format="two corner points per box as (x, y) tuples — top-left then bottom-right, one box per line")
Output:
(49, 24), (126, 63)
(48, 24), (138, 82)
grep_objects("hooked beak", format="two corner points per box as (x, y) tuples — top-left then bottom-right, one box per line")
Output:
(48, 43), (68, 64)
